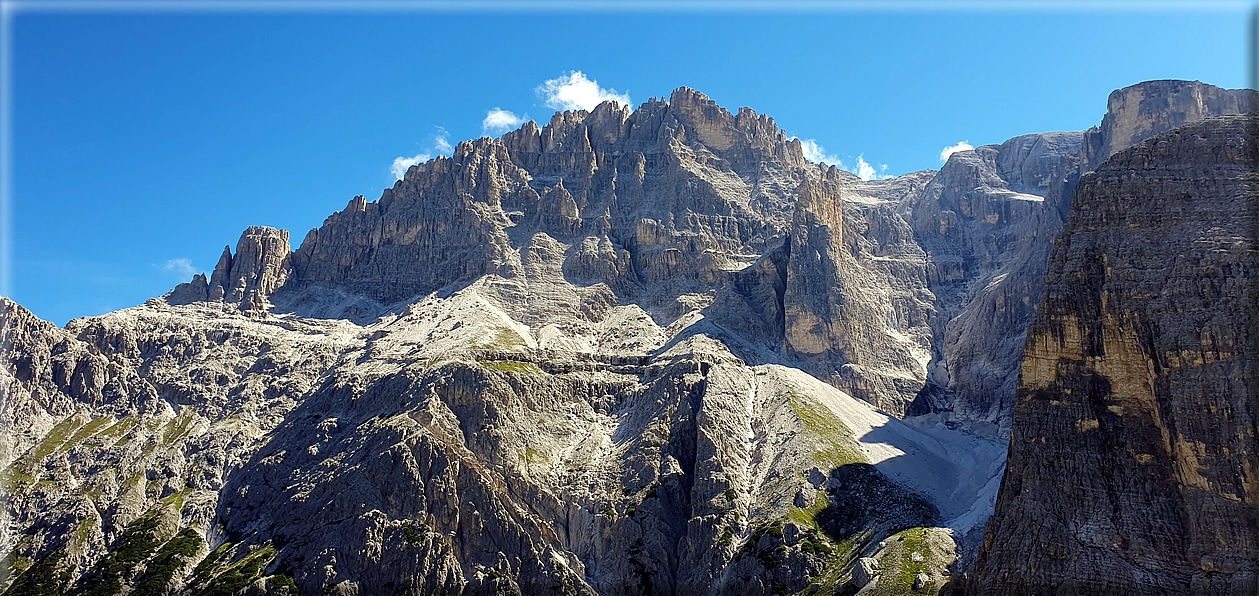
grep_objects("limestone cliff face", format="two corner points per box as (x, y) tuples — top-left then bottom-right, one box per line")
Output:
(169, 87), (936, 413)
(931, 79), (1256, 427)
(168, 226), (291, 310)
(960, 115), (1259, 594)
(1083, 79), (1255, 170)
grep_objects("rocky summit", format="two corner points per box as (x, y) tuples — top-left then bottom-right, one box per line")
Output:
(1, 80), (1255, 595)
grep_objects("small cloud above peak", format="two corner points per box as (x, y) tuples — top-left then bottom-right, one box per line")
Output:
(433, 127), (453, 154)
(391, 153), (430, 180)
(483, 108), (525, 136)
(538, 71), (630, 112)
(940, 140), (974, 162)
(796, 138), (844, 167)
(852, 155), (889, 181)
(161, 258), (198, 278)
(391, 128), (453, 181)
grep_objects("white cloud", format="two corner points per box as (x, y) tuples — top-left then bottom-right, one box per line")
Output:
(433, 127), (453, 154)
(796, 138), (844, 166)
(391, 153), (430, 180)
(853, 155), (880, 181)
(483, 108), (525, 135)
(793, 137), (891, 181)
(391, 128), (454, 180)
(161, 258), (198, 278)
(939, 140), (974, 162)
(538, 71), (630, 112)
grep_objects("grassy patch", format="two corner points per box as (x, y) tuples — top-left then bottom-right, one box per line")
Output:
(96, 417), (137, 440)
(62, 416), (117, 452)
(30, 417), (85, 461)
(523, 447), (550, 465)
(190, 542), (233, 586)
(266, 574), (300, 595)
(787, 489), (829, 531)
(402, 522), (424, 546)
(480, 360), (540, 375)
(160, 489), (190, 513)
(0, 467), (35, 489)
(788, 393), (865, 467)
(471, 327), (527, 351)
(161, 409), (199, 446)
(10, 556), (33, 577)
(74, 517), (96, 547)
(885, 527), (944, 593)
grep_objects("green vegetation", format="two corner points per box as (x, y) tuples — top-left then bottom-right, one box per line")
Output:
(10, 556), (34, 577)
(31, 418), (85, 461)
(722, 488), (737, 501)
(159, 490), (189, 513)
(1, 417), (92, 491)
(190, 542), (234, 586)
(1, 547), (75, 596)
(76, 512), (167, 596)
(891, 527), (939, 592)
(0, 467), (35, 489)
(523, 447), (550, 465)
(402, 522), (425, 546)
(132, 528), (203, 595)
(788, 392), (865, 467)
(96, 417), (138, 442)
(62, 416), (116, 452)
(74, 517), (96, 547)
(481, 360), (540, 374)
(266, 574), (300, 595)
(787, 489), (829, 531)
(737, 521), (787, 568)
(601, 506), (616, 520)
(471, 327), (527, 351)
(161, 409), (199, 446)
(199, 544), (278, 596)
(717, 525), (736, 547)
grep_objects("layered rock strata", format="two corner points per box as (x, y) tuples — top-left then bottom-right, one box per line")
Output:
(960, 114), (1259, 593)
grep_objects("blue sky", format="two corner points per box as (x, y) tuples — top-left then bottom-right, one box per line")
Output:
(5, 4), (1251, 325)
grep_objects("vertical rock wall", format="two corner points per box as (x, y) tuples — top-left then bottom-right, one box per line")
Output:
(960, 114), (1259, 594)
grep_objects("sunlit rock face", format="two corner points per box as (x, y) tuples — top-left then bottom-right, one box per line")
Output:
(959, 114), (1259, 594)
(920, 79), (1255, 428)
(3, 81), (1254, 595)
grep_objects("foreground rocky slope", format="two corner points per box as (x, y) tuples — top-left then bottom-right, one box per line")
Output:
(960, 115), (1259, 594)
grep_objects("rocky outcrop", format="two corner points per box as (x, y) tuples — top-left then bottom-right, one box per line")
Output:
(1083, 79), (1255, 170)
(960, 115), (1259, 593)
(786, 171), (935, 414)
(929, 79), (1257, 427)
(167, 226), (291, 310)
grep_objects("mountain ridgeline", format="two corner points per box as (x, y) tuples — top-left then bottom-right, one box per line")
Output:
(1, 80), (1254, 595)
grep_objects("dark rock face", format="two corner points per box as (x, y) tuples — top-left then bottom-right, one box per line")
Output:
(960, 115), (1259, 594)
